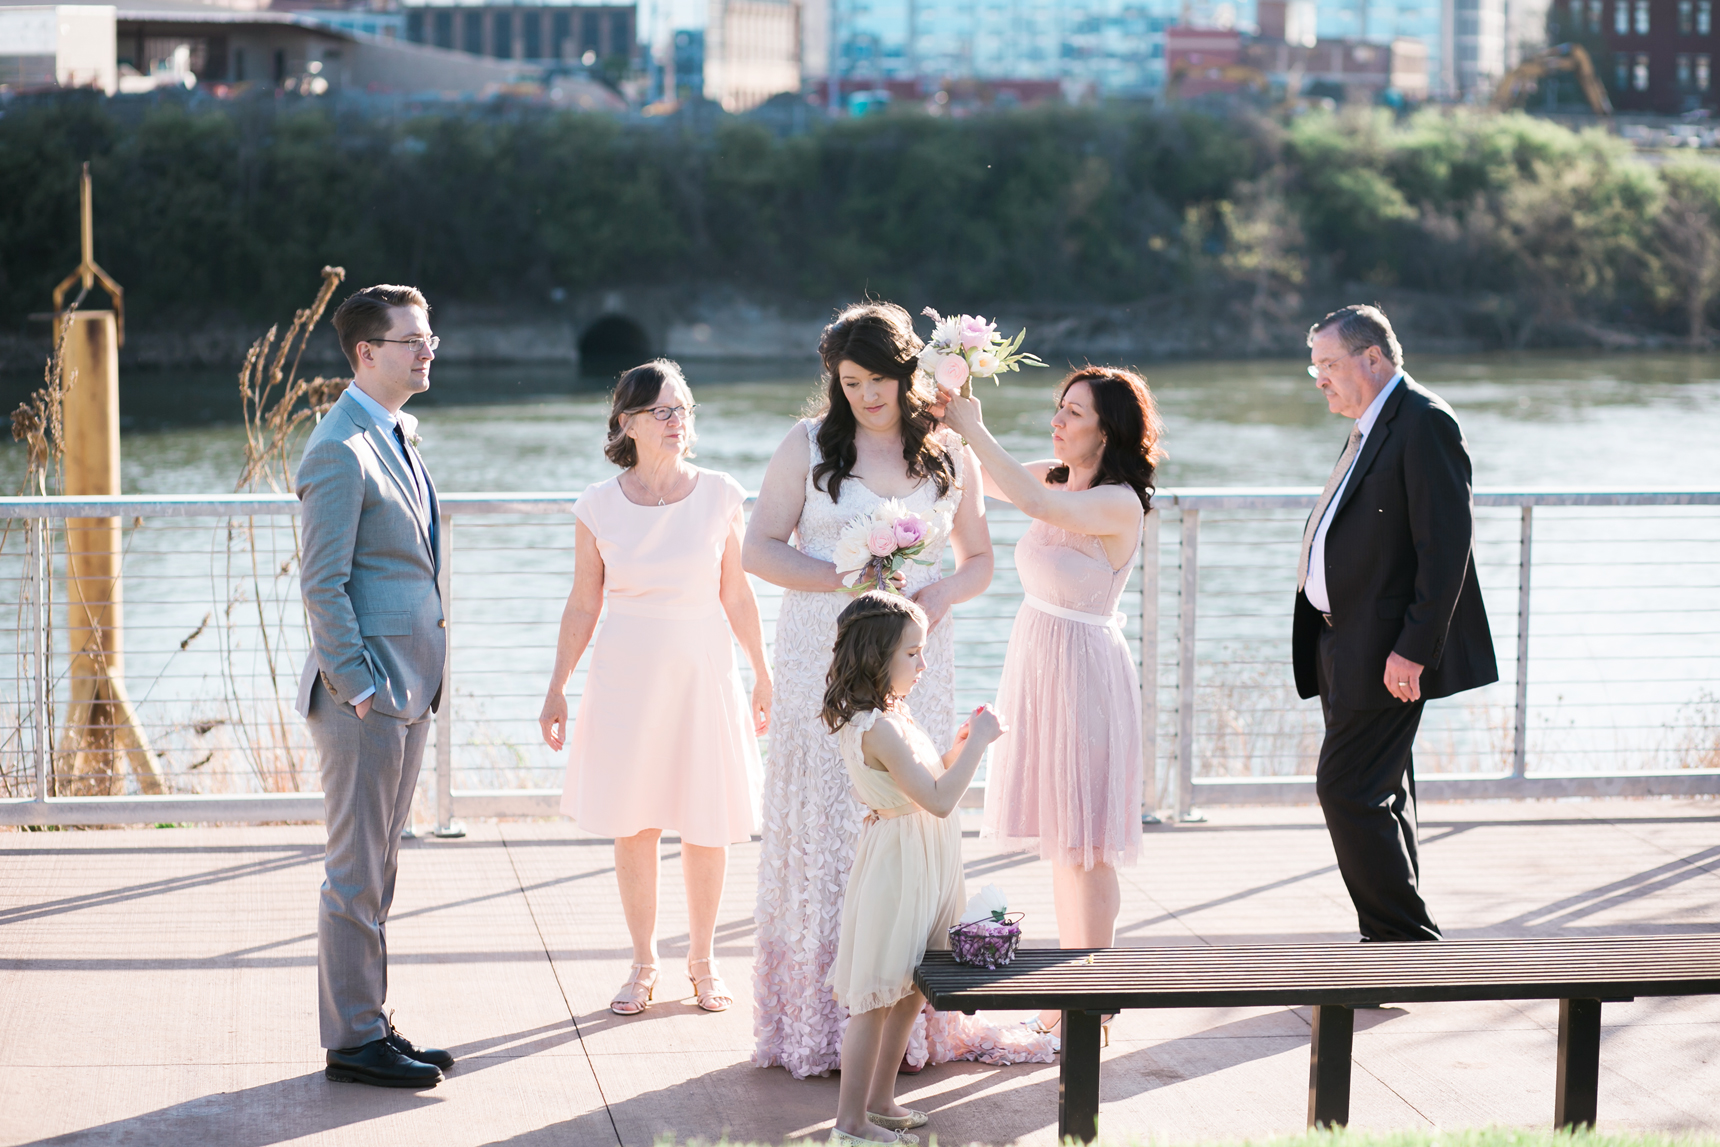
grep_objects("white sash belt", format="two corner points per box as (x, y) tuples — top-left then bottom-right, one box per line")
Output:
(1023, 594), (1125, 629)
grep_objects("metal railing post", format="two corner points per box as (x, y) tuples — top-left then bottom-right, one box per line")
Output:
(434, 511), (464, 838)
(31, 517), (50, 802)
(1512, 504), (1533, 779)
(1175, 508), (1200, 823)
(1140, 507), (1160, 823)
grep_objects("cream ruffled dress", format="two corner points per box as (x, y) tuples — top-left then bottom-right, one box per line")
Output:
(825, 707), (966, 1015)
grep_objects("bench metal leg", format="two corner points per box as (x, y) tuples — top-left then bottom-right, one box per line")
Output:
(1555, 998), (1601, 1130)
(1058, 1009), (1103, 1144)
(1307, 1004), (1354, 1129)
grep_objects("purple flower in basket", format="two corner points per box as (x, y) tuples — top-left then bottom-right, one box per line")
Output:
(949, 912), (1024, 969)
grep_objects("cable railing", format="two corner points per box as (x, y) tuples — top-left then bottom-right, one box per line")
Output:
(0, 488), (1716, 829)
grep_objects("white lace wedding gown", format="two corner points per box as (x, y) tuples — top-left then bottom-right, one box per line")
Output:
(751, 419), (1056, 1078)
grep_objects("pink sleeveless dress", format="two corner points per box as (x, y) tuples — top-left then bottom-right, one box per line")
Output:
(559, 469), (761, 847)
(985, 518), (1144, 870)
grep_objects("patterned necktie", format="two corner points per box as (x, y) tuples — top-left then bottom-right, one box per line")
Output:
(392, 424), (428, 518)
(1298, 424), (1364, 591)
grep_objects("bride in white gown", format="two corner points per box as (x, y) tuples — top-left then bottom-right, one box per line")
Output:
(743, 302), (1056, 1078)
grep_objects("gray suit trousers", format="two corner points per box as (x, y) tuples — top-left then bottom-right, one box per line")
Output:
(308, 677), (431, 1049)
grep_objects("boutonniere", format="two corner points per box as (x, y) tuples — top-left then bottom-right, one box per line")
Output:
(408, 432), (422, 448)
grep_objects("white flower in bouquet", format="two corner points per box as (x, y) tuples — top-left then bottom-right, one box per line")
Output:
(968, 346), (1002, 377)
(930, 312), (965, 350)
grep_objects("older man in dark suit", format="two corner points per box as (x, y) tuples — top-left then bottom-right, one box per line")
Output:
(1293, 305), (1498, 943)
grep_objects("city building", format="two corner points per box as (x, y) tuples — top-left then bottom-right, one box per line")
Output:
(0, 0), (625, 101)
(399, 1), (635, 65)
(809, 0), (1176, 98)
(1, 4), (117, 92)
(1245, 31), (1430, 99)
(704, 0), (799, 110)
(1551, 0), (1718, 111)
(1305, 0), (1542, 98)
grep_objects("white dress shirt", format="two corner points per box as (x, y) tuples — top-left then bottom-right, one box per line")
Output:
(1304, 371), (1402, 614)
(342, 383), (432, 707)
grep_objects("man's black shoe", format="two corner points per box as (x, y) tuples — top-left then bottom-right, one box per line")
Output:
(386, 1018), (455, 1070)
(326, 1039), (443, 1088)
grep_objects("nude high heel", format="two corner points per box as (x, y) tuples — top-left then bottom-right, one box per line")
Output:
(687, 956), (733, 1012)
(610, 963), (659, 1015)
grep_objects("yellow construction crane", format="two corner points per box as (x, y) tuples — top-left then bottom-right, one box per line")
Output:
(1492, 42), (1613, 116)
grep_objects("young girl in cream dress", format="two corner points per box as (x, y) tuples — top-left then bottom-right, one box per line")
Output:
(820, 592), (1007, 1145)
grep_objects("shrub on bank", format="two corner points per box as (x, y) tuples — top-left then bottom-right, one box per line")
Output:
(2, 95), (1716, 346)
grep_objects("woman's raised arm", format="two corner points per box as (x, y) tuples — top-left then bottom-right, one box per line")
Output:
(948, 393), (1141, 541)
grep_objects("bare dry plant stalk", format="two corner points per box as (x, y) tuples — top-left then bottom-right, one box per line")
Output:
(238, 265), (349, 494)
(0, 313), (75, 799)
(11, 307), (75, 496)
(219, 266), (347, 792)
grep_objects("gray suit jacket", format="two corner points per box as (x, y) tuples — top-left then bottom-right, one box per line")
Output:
(294, 388), (445, 720)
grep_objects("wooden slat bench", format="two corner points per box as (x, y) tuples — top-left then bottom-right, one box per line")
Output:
(915, 934), (1720, 1142)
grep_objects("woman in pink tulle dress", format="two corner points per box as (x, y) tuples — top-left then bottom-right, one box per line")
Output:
(939, 365), (1166, 1035)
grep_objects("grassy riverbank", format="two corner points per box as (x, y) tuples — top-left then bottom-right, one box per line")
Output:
(4, 95), (1720, 351)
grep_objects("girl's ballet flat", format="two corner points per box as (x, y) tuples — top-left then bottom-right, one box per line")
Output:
(829, 1128), (917, 1145)
(867, 1109), (929, 1130)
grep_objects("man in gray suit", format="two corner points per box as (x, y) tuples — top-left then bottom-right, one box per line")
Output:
(296, 285), (452, 1088)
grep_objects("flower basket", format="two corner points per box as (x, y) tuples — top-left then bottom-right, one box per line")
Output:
(948, 912), (1024, 969)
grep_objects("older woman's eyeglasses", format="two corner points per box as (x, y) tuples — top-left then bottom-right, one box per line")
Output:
(633, 404), (699, 422)
(370, 336), (440, 352)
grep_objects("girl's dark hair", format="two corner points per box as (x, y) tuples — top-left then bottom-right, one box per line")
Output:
(821, 592), (929, 733)
(1044, 366), (1166, 509)
(812, 302), (954, 503)
(604, 359), (695, 468)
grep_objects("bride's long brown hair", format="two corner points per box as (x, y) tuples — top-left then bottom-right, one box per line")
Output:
(821, 593), (928, 733)
(811, 302), (954, 504)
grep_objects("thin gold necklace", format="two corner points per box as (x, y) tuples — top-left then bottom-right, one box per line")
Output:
(629, 466), (685, 506)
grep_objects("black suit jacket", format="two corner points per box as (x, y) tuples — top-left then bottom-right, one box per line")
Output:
(1292, 376), (1498, 710)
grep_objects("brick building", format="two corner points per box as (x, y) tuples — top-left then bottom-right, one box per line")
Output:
(1553, 0), (1717, 111)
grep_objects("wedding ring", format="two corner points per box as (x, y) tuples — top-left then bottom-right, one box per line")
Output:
(1397, 681), (1408, 686)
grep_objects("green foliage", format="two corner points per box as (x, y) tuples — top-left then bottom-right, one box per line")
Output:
(1, 96), (1717, 343)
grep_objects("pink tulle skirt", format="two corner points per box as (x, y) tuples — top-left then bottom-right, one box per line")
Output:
(984, 604), (1144, 869)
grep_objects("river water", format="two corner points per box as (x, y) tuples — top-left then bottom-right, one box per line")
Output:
(1, 352), (1717, 799)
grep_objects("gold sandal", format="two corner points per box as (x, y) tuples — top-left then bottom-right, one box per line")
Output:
(867, 1109), (929, 1130)
(610, 962), (658, 1015)
(687, 956), (733, 1012)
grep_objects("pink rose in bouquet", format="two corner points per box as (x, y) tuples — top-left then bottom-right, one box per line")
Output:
(935, 355), (970, 390)
(866, 522), (899, 557)
(893, 517), (928, 548)
(959, 315), (995, 349)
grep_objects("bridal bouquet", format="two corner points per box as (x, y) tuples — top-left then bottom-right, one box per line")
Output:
(833, 499), (948, 594)
(917, 308), (1047, 399)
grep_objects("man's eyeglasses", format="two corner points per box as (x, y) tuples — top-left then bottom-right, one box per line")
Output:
(632, 404), (699, 422)
(369, 336), (440, 353)
(1307, 349), (1363, 379)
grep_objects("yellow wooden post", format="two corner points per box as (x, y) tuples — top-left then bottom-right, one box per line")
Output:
(51, 165), (163, 796)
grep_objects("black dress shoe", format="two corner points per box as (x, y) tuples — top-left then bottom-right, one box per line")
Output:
(386, 1018), (454, 1070)
(326, 1039), (443, 1088)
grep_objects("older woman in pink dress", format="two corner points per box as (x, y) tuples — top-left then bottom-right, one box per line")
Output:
(540, 359), (770, 1017)
(938, 366), (1165, 1036)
